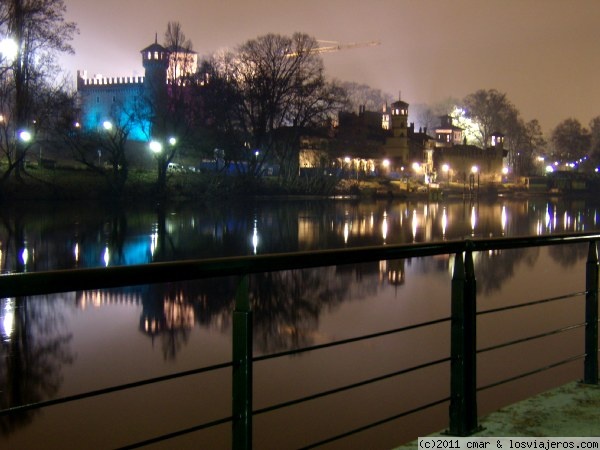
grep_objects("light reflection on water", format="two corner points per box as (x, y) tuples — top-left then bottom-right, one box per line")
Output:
(0, 197), (599, 449)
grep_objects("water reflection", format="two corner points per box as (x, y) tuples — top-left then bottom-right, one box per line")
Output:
(1, 198), (600, 441)
(0, 296), (74, 435)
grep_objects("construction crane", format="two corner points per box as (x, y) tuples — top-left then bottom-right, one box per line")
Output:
(314, 39), (381, 54)
(285, 40), (381, 57)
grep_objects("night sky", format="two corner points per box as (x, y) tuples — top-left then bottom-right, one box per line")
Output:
(62, 0), (600, 133)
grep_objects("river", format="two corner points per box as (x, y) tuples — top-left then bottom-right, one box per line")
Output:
(1, 195), (598, 449)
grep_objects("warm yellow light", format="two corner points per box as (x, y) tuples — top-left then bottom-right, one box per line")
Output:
(471, 165), (478, 173)
(442, 164), (449, 173)
(382, 159), (390, 168)
(412, 162), (421, 172)
(502, 167), (509, 175)
(344, 156), (351, 163)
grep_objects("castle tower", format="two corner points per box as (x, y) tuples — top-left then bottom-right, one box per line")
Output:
(382, 95), (410, 166)
(141, 36), (169, 135)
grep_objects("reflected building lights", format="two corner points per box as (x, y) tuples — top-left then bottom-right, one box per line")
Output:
(21, 247), (28, 266)
(470, 206), (477, 235)
(381, 211), (388, 242)
(343, 221), (349, 244)
(501, 206), (506, 235)
(103, 247), (110, 266)
(441, 208), (447, 239)
(1, 298), (15, 341)
(74, 243), (80, 263)
(411, 209), (418, 241)
(150, 223), (158, 257)
(252, 219), (259, 254)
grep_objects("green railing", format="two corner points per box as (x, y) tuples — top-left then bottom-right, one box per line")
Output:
(0, 232), (598, 449)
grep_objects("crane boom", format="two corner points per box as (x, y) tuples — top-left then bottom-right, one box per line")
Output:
(313, 40), (381, 54)
(285, 40), (380, 57)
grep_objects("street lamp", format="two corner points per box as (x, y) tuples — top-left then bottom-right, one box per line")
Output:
(442, 163), (450, 187)
(18, 130), (32, 143)
(149, 140), (163, 154)
(102, 120), (113, 131)
(0, 37), (18, 63)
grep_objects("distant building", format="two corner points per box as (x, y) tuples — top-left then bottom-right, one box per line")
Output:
(435, 115), (464, 147)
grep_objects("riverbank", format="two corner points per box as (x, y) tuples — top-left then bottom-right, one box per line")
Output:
(0, 165), (591, 204)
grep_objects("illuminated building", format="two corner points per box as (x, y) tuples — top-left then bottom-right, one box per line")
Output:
(433, 122), (507, 183)
(76, 37), (197, 142)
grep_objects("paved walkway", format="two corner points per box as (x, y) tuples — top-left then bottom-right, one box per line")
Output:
(395, 381), (600, 449)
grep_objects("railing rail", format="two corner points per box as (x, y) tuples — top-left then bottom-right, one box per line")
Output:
(1, 231), (599, 449)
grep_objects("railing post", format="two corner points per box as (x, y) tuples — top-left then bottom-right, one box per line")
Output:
(584, 241), (599, 385)
(449, 245), (479, 435)
(233, 275), (253, 450)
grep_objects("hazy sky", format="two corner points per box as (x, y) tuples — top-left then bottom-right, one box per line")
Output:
(61, 0), (600, 133)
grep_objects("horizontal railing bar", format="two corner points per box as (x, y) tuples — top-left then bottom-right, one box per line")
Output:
(115, 415), (234, 450)
(0, 361), (233, 417)
(478, 291), (586, 316)
(253, 317), (451, 362)
(298, 396), (452, 450)
(1, 232), (599, 298)
(477, 353), (585, 392)
(254, 356), (451, 416)
(477, 323), (586, 354)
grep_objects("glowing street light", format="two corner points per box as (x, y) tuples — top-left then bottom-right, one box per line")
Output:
(149, 140), (163, 154)
(18, 130), (32, 142)
(102, 120), (113, 131)
(168, 137), (177, 146)
(0, 37), (18, 63)
(471, 165), (479, 174)
(442, 163), (450, 187)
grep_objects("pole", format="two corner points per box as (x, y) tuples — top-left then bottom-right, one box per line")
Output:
(449, 243), (479, 435)
(584, 241), (599, 384)
(233, 275), (253, 449)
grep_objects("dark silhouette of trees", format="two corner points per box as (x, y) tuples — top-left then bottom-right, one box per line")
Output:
(550, 118), (590, 164)
(201, 33), (345, 184)
(0, 0), (77, 182)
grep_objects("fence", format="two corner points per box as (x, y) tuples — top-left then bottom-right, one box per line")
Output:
(0, 232), (598, 449)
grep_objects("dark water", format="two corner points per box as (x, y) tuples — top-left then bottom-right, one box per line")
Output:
(1, 196), (598, 449)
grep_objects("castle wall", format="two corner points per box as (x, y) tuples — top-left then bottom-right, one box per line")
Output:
(77, 72), (150, 141)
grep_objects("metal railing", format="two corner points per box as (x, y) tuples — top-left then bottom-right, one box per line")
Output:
(0, 232), (598, 449)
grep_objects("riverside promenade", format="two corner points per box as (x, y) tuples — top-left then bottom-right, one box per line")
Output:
(395, 381), (600, 449)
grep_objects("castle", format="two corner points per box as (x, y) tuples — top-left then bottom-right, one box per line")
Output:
(76, 37), (197, 142)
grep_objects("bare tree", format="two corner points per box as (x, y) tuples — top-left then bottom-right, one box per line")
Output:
(550, 118), (590, 163)
(0, 0), (77, 182)
(462, 89), (519, 149)
(203, 33), (345, 182)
